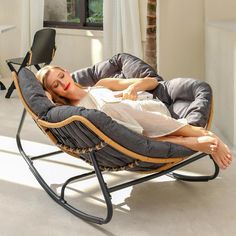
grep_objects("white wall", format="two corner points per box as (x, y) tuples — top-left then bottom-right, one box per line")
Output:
(204, 0), (236, 148)
(0, 1), (22, 77)
(205, 24), (236, 146)
(205, 0), (236, 21)
(51, 29), (103, 73)
(154, 0), (236, 81)
(158, 0), (205, 80)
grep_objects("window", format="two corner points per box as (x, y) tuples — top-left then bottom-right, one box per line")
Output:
(44, 0), (103, 30)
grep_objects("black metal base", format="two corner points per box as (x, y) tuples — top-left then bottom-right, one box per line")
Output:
(5, 81), (15, 98)
(170, 155), (219, 182)
(16, 114), (220, 224)
(17, 133), (113, 224)
(16, 108), (112, 224)
(16, 108), (220, 224)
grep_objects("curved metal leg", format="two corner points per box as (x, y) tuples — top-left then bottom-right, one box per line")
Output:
(16, 110), (112, 224)
(16, 108), (62, 162)
(171, 154), (219, 182)
(19, 148), (113, 224)
(90, 151), (113, 224)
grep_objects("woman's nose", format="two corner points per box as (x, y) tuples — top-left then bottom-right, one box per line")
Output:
(60, 81), (66, 89)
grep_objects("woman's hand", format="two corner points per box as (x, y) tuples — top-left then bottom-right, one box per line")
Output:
(114, 84), (138, 100)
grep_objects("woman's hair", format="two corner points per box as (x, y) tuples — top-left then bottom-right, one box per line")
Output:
(36, 65), (82, 106)
(36, 65), (63, 87)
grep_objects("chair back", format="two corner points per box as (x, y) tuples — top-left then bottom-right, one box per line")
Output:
(28, 28), (56, 66)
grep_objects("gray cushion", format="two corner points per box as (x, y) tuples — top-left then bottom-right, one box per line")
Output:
(18, 53), (213, 171)
(18, 68), (55, 118)
(72, 53), (212, 127)
(71, 53), (163, 86)
(154, 78), (212, 127)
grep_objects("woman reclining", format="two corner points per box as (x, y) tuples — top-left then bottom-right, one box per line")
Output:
(36, 65), (232, 170)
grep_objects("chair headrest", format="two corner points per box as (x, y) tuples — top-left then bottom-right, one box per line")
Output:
(30, 28), (56, 65)
(18, 68), (55, 118)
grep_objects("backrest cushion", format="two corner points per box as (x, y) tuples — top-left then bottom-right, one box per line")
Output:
(153, 78), (212, 127)
(18, 68), (55, 118)
(72, 53), (212, 127)
(71, 53), (163, 86)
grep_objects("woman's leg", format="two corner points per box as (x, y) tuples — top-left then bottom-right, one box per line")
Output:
(154, 124), (232, 170)
(156, 135), (218, 154)
(169, 124), (210, 137)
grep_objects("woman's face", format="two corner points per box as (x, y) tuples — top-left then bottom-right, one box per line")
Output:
(45, 68), (76, 98)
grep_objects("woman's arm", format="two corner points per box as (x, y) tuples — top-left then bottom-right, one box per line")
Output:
(95, 77), (158, 91)
(95, 77), (158, 100)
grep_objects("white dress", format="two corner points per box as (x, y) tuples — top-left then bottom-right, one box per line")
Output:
(78, 87), (187, 138)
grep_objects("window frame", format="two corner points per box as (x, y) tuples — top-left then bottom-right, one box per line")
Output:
(44, 0), (103, 31)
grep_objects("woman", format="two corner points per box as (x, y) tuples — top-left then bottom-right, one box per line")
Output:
(36, 65), (232, 170)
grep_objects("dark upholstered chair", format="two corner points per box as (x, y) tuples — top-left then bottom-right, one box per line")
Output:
(5, 28), (56, 98)
(5, 28), (57, 166)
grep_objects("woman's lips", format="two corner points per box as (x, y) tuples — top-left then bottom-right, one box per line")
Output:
(64, 83), (70, 91)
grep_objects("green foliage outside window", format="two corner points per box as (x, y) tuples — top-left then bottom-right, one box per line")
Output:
(44, 0), (103, 29)
(67, 0), (80, 22)
(67, 0), (103, 24)
(87, 0), (103, 24)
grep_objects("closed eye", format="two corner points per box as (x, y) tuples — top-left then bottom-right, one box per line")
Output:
(52, 81), (59, 89)
(59, 72), (64, 79)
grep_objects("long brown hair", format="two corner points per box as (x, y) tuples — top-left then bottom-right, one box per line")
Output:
(36, 65), (83, 105)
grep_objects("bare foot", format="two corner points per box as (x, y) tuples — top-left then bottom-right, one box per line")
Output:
(155, 134), (232, 169)
(188, 135), (232, 169)
(204, 132), (233, 169)
(211, 138), (232, 169)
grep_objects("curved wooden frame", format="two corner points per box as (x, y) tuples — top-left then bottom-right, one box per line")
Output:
(12, 72), (219, 224)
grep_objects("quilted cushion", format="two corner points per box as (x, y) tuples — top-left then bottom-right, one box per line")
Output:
(154, 78), (212, 127)
(18, 68), (55, 118)
(71, 53), (163, 86)
(18, 53), (212, 170)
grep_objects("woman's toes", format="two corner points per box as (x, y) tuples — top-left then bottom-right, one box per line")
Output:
(226, 156), (232, 165)
(212, 153), (230, 170)
(219, 162), (226, 169)
(212, 154), (223, 169)
(227, 153), (232, 160)
(222, 159), (229, 167)
(220, 158), (228, 168)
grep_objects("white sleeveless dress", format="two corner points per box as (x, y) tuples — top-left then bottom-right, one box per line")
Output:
(78, 87), (187, 138)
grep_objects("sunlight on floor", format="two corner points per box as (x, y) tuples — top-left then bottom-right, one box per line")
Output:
(0, 134), (178, 214)
(0, 135), (57, 189)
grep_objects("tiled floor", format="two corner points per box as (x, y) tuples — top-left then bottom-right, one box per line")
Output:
(0, 77), (235, 236)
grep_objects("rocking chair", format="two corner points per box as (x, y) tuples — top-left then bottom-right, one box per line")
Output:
(12, 53), (218, 224)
